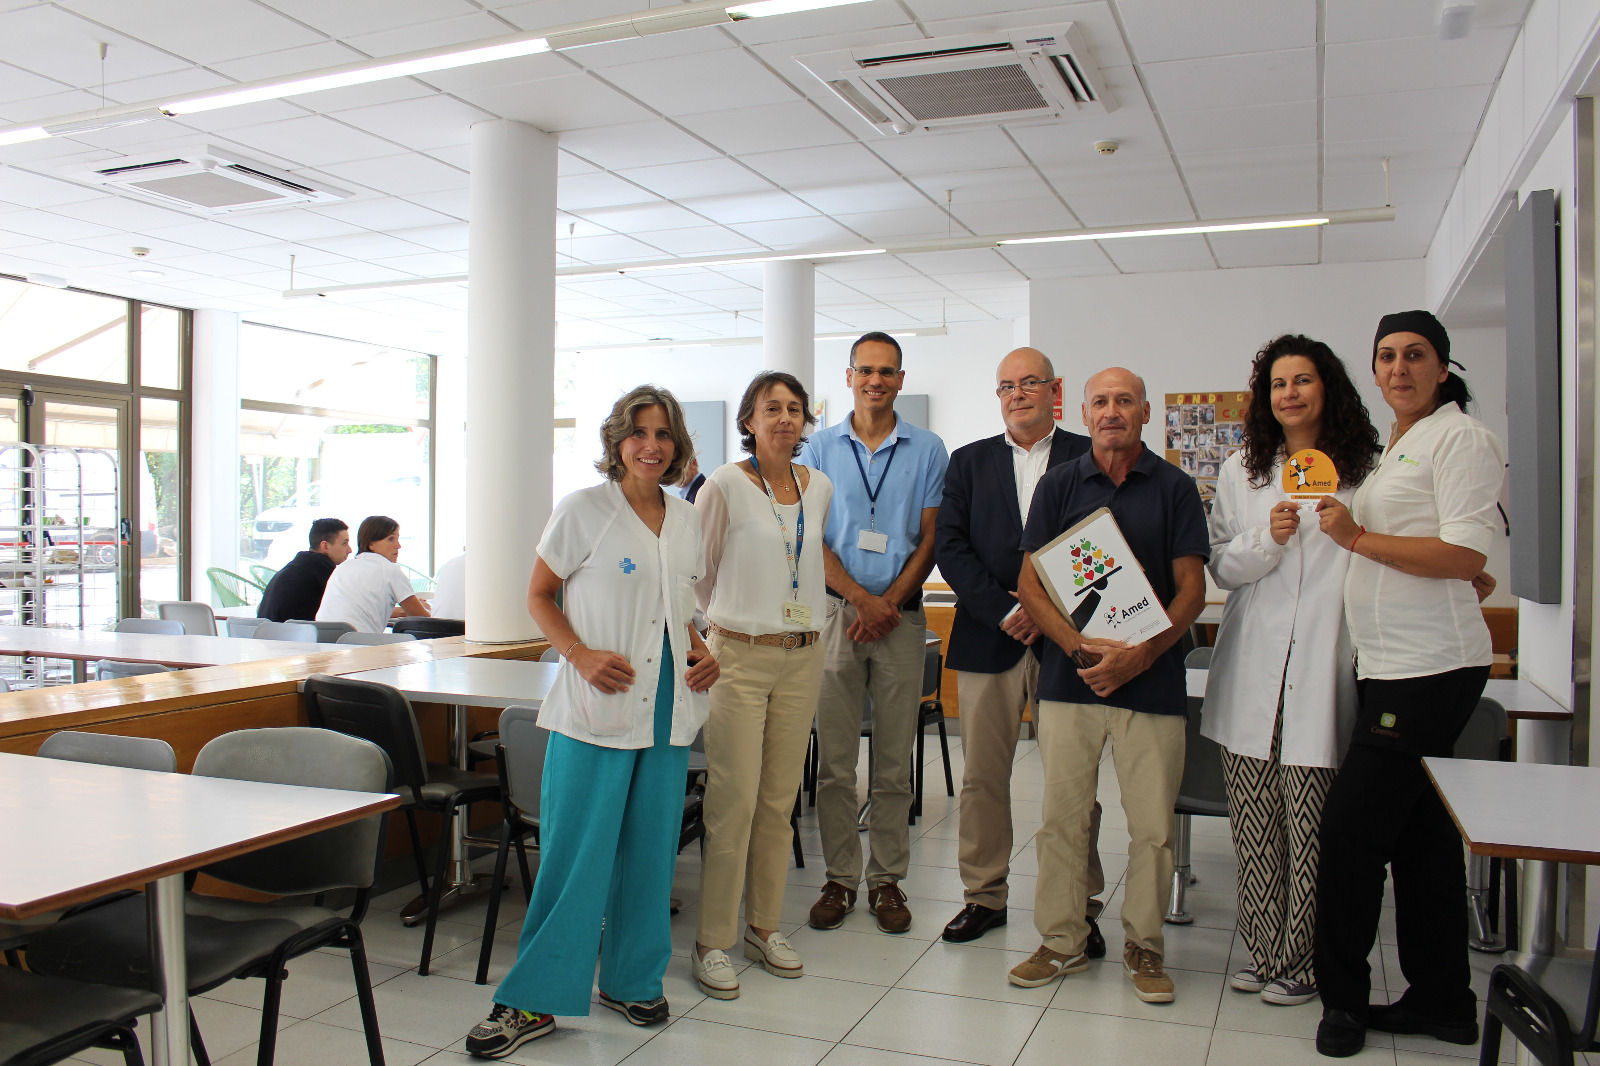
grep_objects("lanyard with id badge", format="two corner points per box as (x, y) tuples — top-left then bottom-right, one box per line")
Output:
(850, 439), (897, 555)
(750, 457), (812, 628)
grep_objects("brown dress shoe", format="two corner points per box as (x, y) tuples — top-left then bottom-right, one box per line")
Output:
(808, 880), (857, 930)
(867, 882), (912, 933)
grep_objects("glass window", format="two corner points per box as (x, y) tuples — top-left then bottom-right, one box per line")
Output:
(0, 277), (128, 384)
(239, 325), (429, 421)
(139, 398), (181, 611)
(140, 305), (182, 391)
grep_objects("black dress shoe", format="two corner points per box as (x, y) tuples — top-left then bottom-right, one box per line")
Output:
(1084, 916), (1106, 959)
(941, 903), (1006, 943)
(1315, 1009), (1367, 1058)
(1367, 1001), (1478, 1044)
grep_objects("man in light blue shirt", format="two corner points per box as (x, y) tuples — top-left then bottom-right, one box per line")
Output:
(797, 331), (949, 935)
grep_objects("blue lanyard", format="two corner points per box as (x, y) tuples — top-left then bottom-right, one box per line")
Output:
(849, 439), (898, 531)
(749, 457), (804, 599)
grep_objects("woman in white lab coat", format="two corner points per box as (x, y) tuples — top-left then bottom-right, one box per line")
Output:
(1203, 333), (1380, 1007)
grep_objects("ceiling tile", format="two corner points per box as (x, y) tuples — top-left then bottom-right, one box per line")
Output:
(0, 166), (107, 207)
(1206, 227), (1320, 268)
(1325, 28), (1519, 97)
(386, 222), (470, 252)
(623, 226), (757, 256)
(1100, 232), (1215, 272)
(0, 87), (105, 124)
(280, 78), (438, 116)
(1324, 86), (1490, 142)
(258, 0), (480, 38)
(13, 241), (126, 267)
(0, 60), (70, 105)
(415, 52), (571, 95)
(559, 120), (720, 171)
(158, 248), (280, 276)
(728, 216), (860, 248)
(455, 72), (655, 131)
(558, 22), (729, 68)
(331, 96), (495, 151)
(0, 5), (193, 83)
(867, 128), (1030, 174)
(1161, 100), (1319, 154)
(206, 42), (365, 82)
(48, 193), (191, 229)
(300, 231), (431, 259)
(1188, 178), (1319, 217)
(557, 172), (659, 211)
(951, 197), (1078, 235)
(312, 196), (458, 230)
(407, 188), (471, 218)
(140, 219), (278, 251)
(674, 101), (852, 157)
(0, 208), (114, 241)
(214, 116), (404, 167)
(740, 142), (899, 186)
(792, 180), (931, 215)
(1115, 0), (1317, 62)
(228, 210), (367, 242)
(676, 190), (816, 225)
(64, 0), (324, 65)
(565, 232), (671, 262)
(830, 206), (959, 240)
(612, 158), (773, 200)
(574, 201), (709, 232)
(1322, 165), (1459, 209)
(341, 11), (517, 55)
(1063, 182), (1195, 226)
(597, 48), (798, 116)
(316, 154), (466, 197)
(1141, 48), (1317, 113)
(1322, 133), (1475, 177)
(1178, 143), (1319, 187)
(370, 250), (468, 276)
(1323, 0), (1530, 44)
(905, 166), (1054, 205)
(101, 66), (231, 106)
(166, 100), (311, 134)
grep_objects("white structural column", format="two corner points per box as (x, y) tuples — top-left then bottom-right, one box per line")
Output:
(763, 259), (815, 399)
(465, 119), (555, 642)
(190, 309), (240, 610)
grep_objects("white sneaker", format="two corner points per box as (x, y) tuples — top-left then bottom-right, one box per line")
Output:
(743, 929), (804, 977)
(691, 948), (740, 999)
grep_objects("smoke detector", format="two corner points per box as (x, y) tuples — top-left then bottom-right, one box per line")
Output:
(797, 22), (1114, 137)
(75, 145), (351, 215)
(1094, 140), (1119, 155)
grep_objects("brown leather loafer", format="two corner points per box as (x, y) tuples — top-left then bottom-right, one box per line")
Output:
(808, 880), (857, 930)
(942, 903), (1007, 943)
(868, 881), (912, 933)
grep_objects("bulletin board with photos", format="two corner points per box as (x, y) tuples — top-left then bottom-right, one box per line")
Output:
(1164, 391), (1251, 515)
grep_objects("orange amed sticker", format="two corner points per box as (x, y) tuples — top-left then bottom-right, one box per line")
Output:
(1282, 448), (1338, 501)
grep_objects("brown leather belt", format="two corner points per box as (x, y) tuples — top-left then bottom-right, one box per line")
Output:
(708, 624), (819, 650)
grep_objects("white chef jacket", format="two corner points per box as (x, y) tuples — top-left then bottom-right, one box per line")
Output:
(534, 480), (709, 749)
(1201, 452), (1358, 768)
(1344, 402), (1506, 680)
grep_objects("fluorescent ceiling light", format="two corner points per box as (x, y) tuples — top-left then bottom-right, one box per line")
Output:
(999, 216), (1331, 245)
(607, 248), (886, 275)
(727, 0), (868, 16)
(43, 109), (166, 136)
(0, 127), (47, 147)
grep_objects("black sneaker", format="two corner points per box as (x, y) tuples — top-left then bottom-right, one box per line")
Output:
(598, 991), (669, 1026)
(465, 1003), (554, 1059)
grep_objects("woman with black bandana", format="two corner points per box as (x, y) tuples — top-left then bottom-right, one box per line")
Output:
(1309, 310), (1504, 1058)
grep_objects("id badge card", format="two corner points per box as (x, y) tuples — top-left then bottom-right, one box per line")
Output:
(858, 529), (889, 553)
(783, 601), (813, 627)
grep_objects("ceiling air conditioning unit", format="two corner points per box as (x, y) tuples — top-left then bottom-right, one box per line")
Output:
(75, 145), (351, 215)
(798, 23), (1114, 136)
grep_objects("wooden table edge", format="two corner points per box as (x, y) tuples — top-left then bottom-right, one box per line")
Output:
(1424, 760), (1600, 866)
(0, 792), (400, 920)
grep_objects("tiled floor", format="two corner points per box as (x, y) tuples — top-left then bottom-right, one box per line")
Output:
(67, 736), (1584, 1066)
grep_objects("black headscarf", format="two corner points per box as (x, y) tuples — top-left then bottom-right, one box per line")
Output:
(1372, 309), (1462, 369)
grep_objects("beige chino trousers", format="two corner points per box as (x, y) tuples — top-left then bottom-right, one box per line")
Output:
(696, 633), (822, 948)
(1034, 700), (1185, 957)
(956, 655), (1105, 915)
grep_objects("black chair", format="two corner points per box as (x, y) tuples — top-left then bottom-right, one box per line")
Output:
(1480, 931), (1600, 1066)
(302, 673), (500, 976)
(1165, 693), (1229, 924)
(25, 726), (393, 1066)
(1454, 696), (1517, 953)
(391, 617), (465, 638)
(475, 705), (546, 985)
(912, 631), (954, 821)
(0, 967), (162, 1066)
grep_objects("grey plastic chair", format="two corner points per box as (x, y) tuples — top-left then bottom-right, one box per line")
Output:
(113, 617), (183, 635)
(157, 600), (217, 636)
(94, 660), (176, 681)
(1184, 645), (1213, 669)
(0, 967), (162, 1066)
(226, 617), (266, 638)
(37, 730), (176, 773)
(337, 631), (417, 645)
(25, 727), (393, 1066)
(475, 704), (549, 984)
(251, 620), (318, 642)
(293, 619), (356, 643)
(1166, 693), (1230, 924)
(1455, 696), (1514, 952)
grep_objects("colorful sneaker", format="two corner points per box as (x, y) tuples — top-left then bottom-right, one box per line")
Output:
(1261, 977), (1319, 1006)
(692, 948), (741, 999)
(1229, 964), (1268, 993)
(598, 991), (669, 1026)
(1007, 944), (1089, 987)
(464, 1003), (554, 1059)
(1123, 943), (1176, 1003)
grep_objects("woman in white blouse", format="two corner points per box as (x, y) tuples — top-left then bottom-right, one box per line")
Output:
(464, 385), (719, 1060)
(1204, 334), (1380, 1009)
(1310, 311), (1504, 1059)
(689, 371), (832, 1000)
(315, 515), (430, 633)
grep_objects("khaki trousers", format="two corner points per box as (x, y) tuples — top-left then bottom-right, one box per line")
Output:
(696, 634), (822, 949)
(956, 656), (1105, 915)
(1035, 701), (1185, 957)
(816, 598), (927, 888)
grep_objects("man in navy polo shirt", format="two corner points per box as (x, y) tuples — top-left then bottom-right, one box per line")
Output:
(798, 331), (949, 935)
(1009, 366), (1208, 1004)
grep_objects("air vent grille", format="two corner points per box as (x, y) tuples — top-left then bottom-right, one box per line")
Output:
(75, 145), (350, 215)
(126, 172), (294, 209)
(876, 64), (1048, 121)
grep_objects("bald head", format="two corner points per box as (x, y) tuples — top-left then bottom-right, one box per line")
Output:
(1082, 366), (1150, 454)
(1083, 366), (1146, 404)
(997, 347), (1061, 444)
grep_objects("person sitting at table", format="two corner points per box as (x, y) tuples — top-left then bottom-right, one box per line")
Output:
(315, 516), (430, 634)
(1311, 310), (1505, 1058)
(430, 552), (465, 619)
(690, 371), (832, 999)
(258, 517), (351, 622)
(464, 384), (719, 1059)
(1203, 334), (1379, 1009)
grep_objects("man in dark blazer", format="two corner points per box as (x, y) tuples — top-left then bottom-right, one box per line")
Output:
(934, 347), (1107, 949)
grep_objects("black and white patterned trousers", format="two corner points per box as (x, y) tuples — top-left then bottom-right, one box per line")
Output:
(1219, 710), (1336, 986)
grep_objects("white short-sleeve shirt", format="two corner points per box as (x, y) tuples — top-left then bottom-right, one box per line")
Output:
(316, 552), (415, 634)
(535, 480), (709, 749)
(1344, 403), (1507, 680)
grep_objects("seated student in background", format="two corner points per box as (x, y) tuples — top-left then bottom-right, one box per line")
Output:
(317, 515), (431, 633)
(431, 552), (465, 618)
(258, 517), (350, 622)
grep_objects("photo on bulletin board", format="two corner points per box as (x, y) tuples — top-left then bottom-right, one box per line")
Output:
(1165, 391), (1251, 516)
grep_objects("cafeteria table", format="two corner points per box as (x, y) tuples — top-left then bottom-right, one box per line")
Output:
(330, 657), (561, 921)
(0, 751), (397, 1066)
(0, 624), (329, 682)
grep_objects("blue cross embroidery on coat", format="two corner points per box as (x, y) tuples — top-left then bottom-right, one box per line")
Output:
(619, 557), (637, 574)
